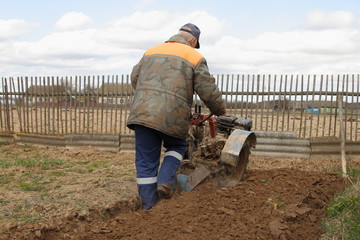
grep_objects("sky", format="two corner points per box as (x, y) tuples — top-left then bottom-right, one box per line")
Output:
(1, 0), (360, 77)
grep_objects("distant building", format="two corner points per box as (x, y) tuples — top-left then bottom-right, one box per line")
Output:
(26, 85), (70, 104)
(305, 101), (338, 114)
(98, 83), (134, 105)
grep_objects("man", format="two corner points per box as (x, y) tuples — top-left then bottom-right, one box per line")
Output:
(127, 23), (225, 210)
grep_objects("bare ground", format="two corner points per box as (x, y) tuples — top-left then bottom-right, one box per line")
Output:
(0, 143), (358, 240)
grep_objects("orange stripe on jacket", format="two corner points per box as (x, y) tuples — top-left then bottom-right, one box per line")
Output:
(144, 42), (203, 67)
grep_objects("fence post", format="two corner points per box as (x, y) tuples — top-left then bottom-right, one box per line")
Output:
(337, 94), (347, 176)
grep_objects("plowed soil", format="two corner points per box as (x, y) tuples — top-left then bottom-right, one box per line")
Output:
(0, 144), (354, 240)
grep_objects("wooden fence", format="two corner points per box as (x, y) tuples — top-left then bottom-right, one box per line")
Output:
(1, 74), (359, 141)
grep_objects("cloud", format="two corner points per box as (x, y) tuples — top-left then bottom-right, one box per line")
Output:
(1, 10), (359, 77)
(200, 10), (360, 74)
(0, 19), (38, 41)
(55, 12), (93, 32)
(204, 28), (360, 74)
(98, 10), (225, 49)
(306, 10), (357, 29)
(133, 0), (154, 9)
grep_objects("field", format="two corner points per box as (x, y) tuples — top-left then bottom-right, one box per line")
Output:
(0, 142), (359, 240)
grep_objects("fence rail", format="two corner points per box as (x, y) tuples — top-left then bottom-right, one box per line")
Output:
(1, 74), (359, 141)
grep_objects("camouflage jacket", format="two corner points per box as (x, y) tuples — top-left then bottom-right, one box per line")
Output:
(127, 34), (225, 139)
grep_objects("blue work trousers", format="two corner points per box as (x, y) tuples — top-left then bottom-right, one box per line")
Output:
(134, 125), (187, 209)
